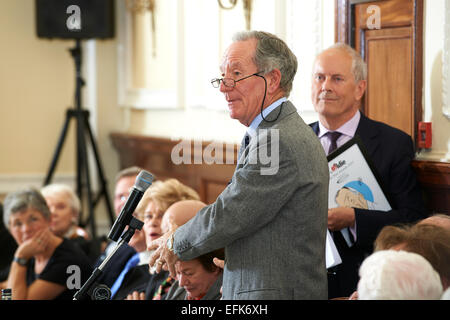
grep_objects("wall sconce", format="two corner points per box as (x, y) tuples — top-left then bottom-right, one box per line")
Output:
(126, 0), (156, 57)
(218, 0), (253, 30)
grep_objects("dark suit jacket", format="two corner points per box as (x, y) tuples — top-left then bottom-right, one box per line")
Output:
(310, 113), (427, 297)
(112, 264), (152, 300)
(93, 242), (137, 288)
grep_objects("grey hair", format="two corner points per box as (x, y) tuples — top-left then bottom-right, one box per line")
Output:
(357, 250), (443, 300)
(323, 43), (367, 82)
(41, 183), (81, 217)
(3, 188), (51, 230)
(232, 31), (298, 97)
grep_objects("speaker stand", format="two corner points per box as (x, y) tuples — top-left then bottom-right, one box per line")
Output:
(43, 39), (115, 238)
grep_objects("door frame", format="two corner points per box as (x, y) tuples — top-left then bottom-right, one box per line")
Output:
(335, 0), (423, 146)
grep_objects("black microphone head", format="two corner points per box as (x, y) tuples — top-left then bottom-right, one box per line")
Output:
(107, 170), (153, 241)
(135, 170), (153, 192)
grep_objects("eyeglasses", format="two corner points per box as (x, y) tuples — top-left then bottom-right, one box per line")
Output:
(210, 72), (263, 88)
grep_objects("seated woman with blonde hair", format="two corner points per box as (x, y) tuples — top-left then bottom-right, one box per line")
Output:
(4, 188), (92, 299)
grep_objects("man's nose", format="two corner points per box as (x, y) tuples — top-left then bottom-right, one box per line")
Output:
(321, 76), (332, 91)
(219, 80), (232, 93)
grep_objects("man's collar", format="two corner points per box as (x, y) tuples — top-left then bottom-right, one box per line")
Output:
(247, 97), (287, 136)
(318, 110), (360, 138)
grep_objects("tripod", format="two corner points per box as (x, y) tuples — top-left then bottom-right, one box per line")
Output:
(44, 39), (114, 238)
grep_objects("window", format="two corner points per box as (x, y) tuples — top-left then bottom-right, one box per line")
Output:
(117, 0), (334, 125)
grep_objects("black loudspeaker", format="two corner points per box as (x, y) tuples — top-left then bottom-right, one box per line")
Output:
(35, 0), (115, 39)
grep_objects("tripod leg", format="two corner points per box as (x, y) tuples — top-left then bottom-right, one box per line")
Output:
(77, 112), (97, 239)
(83, 114), (116, 226)
(44, 110), (72, 186)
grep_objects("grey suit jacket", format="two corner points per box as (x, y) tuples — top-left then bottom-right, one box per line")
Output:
(174, 101), (329, 299)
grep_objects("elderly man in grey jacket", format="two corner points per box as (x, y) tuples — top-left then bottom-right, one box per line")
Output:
(149, 30), (329, 300)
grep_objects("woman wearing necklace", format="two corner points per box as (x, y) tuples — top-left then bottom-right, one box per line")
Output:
(3, 188), (92, 300)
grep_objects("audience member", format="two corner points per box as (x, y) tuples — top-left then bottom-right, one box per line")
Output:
(0, 202), (18, 288)
(164, 248), (224, 300)
(419, 213), (450, 230)
(3, 188), (92, 299)
(93, 166), (143, 288)
(309, 43), (427, 298)
(357, 250), (443, 300)
(160, 200), (223, 300)
(128, 200), (223, 300)
(149, 30), (329, 300)
(40, 183), (93, 259)
(374, 223), (450, 290)
(113, 178), (200, 300)
(40, 183), (88, 239)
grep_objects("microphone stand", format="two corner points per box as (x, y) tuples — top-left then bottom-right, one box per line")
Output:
(73, 217), (144, 300)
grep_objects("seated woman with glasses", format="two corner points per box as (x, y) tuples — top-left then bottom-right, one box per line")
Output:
(3, 188), (92, 300)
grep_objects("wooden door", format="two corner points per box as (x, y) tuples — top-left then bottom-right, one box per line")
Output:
(335, 0), (423, 144)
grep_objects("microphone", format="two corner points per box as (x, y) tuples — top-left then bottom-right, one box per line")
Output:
(108, 170), (153, 242)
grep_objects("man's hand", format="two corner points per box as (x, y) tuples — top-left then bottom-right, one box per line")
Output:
(126, 291), (146, 300)
(148, 226), (179, 278)
(328, 207), (355, 231)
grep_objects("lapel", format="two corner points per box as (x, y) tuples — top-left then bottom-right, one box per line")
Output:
(310, 121), (320, 136)
(355, 113), (381, 158)
(310, 113), (380, 159)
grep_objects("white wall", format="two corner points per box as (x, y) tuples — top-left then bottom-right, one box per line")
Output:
(418, 0), (450, 161)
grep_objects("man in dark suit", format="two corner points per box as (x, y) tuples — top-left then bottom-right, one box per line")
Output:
(92, 167), (142, 288)
(309, 43), (427, 298)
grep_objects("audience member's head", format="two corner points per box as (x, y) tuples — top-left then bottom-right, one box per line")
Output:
(357, 250), (443, 300)
(375, 223), (450, 289)
(419, 213), (450, 231)
(41, 183), (86, 239)
(137, 179), (200, 248)
(160, 199), (205, 233)
(162, 200), (224, 300)
(311, 43), (367, 130)
(3, 188), (51, 244)
(113, 166), (144, 216)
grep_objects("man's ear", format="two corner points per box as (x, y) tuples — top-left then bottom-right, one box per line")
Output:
(266, 68), (282, 94)
(355, 79), (367, 101)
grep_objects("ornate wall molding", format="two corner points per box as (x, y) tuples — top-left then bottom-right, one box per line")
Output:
(126, 0), (156, 57)
(218, 0), (253, 30)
